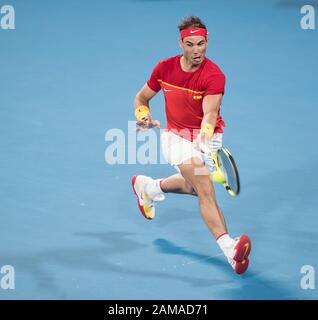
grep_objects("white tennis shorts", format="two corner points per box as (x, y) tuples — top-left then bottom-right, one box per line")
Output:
(161, 130), (223, 169)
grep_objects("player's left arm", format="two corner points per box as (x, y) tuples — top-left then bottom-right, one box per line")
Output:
(201, 94), (223, 139)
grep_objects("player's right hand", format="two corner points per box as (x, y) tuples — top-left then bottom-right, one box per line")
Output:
(136, 113), (161, 132)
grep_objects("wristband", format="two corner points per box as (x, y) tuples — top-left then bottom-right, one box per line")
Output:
(200, 123), (214, 139)
(135, 105), (150, 121)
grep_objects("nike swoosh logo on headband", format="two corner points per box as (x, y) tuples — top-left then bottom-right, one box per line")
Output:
(190, 30), (200, 34)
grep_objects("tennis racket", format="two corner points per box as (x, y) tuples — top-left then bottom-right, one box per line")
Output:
(200, 143), (240, 196)
(214, 147), (240, 196)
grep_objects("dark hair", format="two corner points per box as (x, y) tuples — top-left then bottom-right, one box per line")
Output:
(178, 16), (207, 31)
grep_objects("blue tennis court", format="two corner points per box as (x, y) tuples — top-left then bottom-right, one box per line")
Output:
(0, 0), (317, 299)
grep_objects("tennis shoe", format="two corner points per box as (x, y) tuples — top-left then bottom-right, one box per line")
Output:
(131, 175), (160, 220)
(227, 234), (251, 274)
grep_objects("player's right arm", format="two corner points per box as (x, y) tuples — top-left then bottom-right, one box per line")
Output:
(134, 83), (161, 131)
(135, 83), (157, 108)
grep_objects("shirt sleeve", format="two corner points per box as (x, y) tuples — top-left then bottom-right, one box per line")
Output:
(147, 62), (162, 92)
(204, 73), (226, 96)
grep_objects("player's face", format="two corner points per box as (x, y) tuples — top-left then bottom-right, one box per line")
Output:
(180, 36), (208, 66)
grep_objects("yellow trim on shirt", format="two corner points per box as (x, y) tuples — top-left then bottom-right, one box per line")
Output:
(158, 80), (205, 94)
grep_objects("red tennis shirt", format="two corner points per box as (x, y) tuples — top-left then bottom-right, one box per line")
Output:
(147, 54), (226, 141)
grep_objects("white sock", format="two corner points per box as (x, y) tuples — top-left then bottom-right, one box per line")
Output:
(216, 233), (235, 258)
(145, 178), (165, 201)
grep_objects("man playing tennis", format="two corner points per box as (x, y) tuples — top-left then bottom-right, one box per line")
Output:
(132, 16), (251, 274)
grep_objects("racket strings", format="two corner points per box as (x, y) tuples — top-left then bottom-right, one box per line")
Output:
(218, 149), (240, 195)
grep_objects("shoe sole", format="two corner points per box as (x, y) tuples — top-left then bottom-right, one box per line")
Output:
(233, 234), (251, 262)
(131, 175), (154, 220)
(235, 258), (249, 274)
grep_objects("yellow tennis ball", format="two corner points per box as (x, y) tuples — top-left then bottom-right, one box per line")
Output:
(135, 105), (150, 121)
(211, 170), (226, 184)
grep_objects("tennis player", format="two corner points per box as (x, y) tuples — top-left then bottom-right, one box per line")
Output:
(132, 16), (251, 274)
